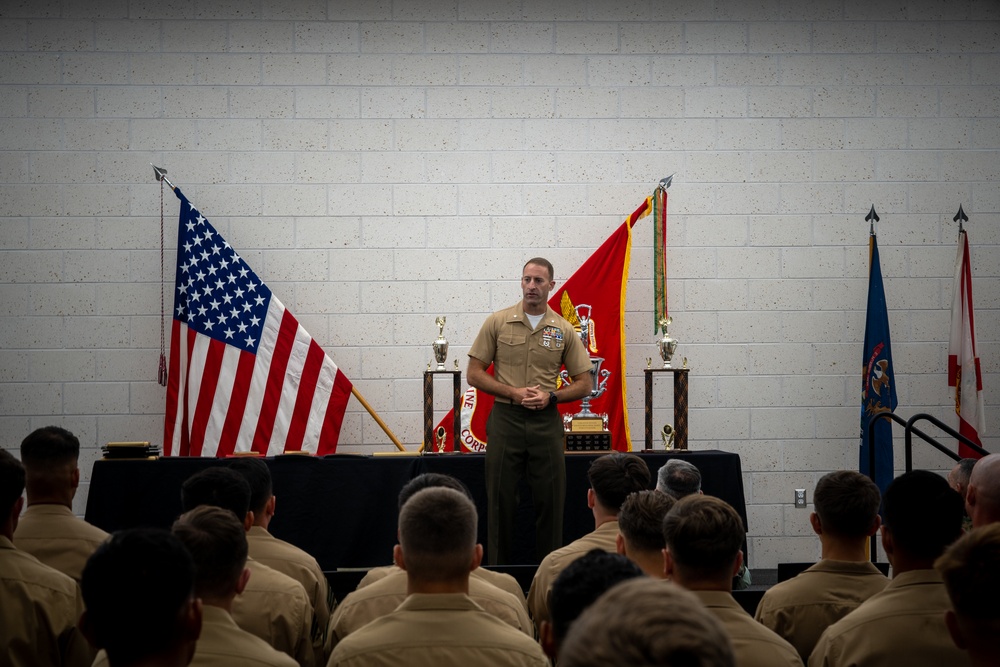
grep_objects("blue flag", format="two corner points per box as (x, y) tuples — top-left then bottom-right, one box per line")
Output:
(859, 234), (897, 499)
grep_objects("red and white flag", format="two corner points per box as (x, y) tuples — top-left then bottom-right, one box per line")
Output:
(435, 197), (652, 453)
(948, 229), (986, 457)
(163, 188), (353, 457)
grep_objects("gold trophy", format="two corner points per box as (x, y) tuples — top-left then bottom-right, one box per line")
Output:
(432, 316), (449, 370)
(435, 425), (447, 453)
(657, 316), (678, 368)
(661, 424), (676, 450)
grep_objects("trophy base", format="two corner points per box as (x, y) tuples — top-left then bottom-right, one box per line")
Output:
(564, 431), (612, 452)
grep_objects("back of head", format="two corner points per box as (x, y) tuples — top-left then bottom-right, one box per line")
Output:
(663, 495), (745, 583)
(180, 466), (251, 520)
(0, 448), (25, 519)
(588, 453), (651, 513)
(397, 472), (473, 510)
(936, 523), (1000, 647)
(619, 490), (676, 553)
(950, 458), (977, 496)
(656, 459), (702, 498)
(559, 578), (735, 667)
(549, 549), (644, 645)
(814, 470), (881, 539)
(883, 470), (964, 562)
(968, 454), (1000, 526)
(173, 505), (248, 600)
(81, 528), (196, 664)
(20, 426), (79, 496)
(399, 486), (477, 582)
(227, 457), (273, 517)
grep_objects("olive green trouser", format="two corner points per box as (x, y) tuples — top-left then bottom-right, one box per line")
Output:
(485, 401), (565, 565)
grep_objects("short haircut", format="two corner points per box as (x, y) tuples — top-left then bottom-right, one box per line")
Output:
(397, 473), (473, 510)
(954, 458), (977, 489)
(656, 458), (702, 498)
(20, 426), (80, 467)
(398, 487), (477, 582)
(663, 495), (745, 581)
(81, 528), (195, 664)
(883, 470), (964, 561)
(588, 453), (651, 513)
(227, 457), (273, 517)
(172, 505), (248, 600)
(0, 448), (25, 518)
(523, 257), (554, 280)
(559, 578), (735, 667)
(937, 523), (1000, 621)
(813, 470), (881, 538)
(549, 549), (644, 644)
(618, 490), (676, 553)
(180, 466), (251, 520)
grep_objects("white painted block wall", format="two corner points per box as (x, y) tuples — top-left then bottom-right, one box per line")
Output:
(0, 0), (997, 567)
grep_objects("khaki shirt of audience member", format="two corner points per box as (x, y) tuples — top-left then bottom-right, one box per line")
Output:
(356, 563), (528, 612)
(808, 569), (971, 667)
(326, 568), (532, 655)
(693, 589), (803, 667)
(755, 560), (889, 662)
(328, 593), (549, 667)
(94, 605), (298, 667)
(13, 503), (109, 582)
(0, 535), (92, 667)
(527, 520), (620, 626)
(233, 557), (316, 667)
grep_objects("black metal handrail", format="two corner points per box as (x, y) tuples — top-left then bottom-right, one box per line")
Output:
(864, 411), (991, 562)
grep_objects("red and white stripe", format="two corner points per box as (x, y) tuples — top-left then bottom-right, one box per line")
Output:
(948, 230), (986, 457)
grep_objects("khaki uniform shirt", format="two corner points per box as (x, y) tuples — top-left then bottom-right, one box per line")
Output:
(808, 569), (971, 667)
(248, 525), (330, 660)
(468, 302), (591, 396)
(693, 590), (804, 667)
(93, 606), (298, 667)
(0, 536), (91, 667)
(357, 564), (528, 613)
(326, 569), (532, 655)
(233, 557), (315, 667)
(327, 593), (550, 667)
(526, 520), (619, 626)
(13, 503), (109, 582)
(755, 560), (889, 662)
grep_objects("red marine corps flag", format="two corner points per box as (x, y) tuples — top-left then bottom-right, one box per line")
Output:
(948, 214), (986, 457)
(435, 197), (653, 452)
(163, 188), (353, 457)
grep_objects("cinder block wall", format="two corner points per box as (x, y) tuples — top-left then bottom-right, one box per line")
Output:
(1, 0), (997, 568)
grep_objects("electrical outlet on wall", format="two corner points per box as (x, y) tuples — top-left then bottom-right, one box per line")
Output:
(794, 489), (807, 508)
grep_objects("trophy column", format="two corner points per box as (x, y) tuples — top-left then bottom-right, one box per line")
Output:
(644, 366), (689, 451)
(423, 368), (461, 453)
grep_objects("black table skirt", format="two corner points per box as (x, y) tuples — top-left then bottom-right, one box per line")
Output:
(85, 450), (745, 570)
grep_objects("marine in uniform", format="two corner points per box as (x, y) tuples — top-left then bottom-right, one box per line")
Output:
(233, 557), (316, 667)
(468, 258), (592, 565)
(694, 590), (803, 667)
(356, 563), (528, 612)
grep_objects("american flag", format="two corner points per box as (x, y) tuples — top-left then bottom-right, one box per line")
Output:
(163, 188), (353, 457)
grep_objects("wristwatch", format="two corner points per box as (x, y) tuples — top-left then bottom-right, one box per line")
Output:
(549, 391), (558, 405)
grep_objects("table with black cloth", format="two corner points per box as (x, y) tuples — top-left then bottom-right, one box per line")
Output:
(85, 450), (745, 570)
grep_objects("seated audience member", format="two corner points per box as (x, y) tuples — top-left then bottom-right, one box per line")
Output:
(540, 549), (644, 662)
(755, 471), (888, 661)
(527, 452), (650, 626)
(353, 473), (527, 607)
(656, 458), (702, 497)
(949, 458), (978, 500)
(616, 489), (675, 577)
(13, 426), (109, 581)
(966, 454), (1000, 528)
(663, 495), (802, 667)
(229, 458), (331, 646)
(558, 577), (736, 667)
(181, 467), (315, 666)
(81, 528), (202, 667)
(327, 478), (531, 653)
(328, 487), (549, 667)
(809, 470), (968, 667)
(0, 448), (91, 667)
(936, 524), (1000, 667)
(656, 457), (752, 589)
(172, 506), (296, 667)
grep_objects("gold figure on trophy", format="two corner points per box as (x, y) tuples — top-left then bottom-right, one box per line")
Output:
(435, 426), (447, 453)
(661, 423), (676, 450)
